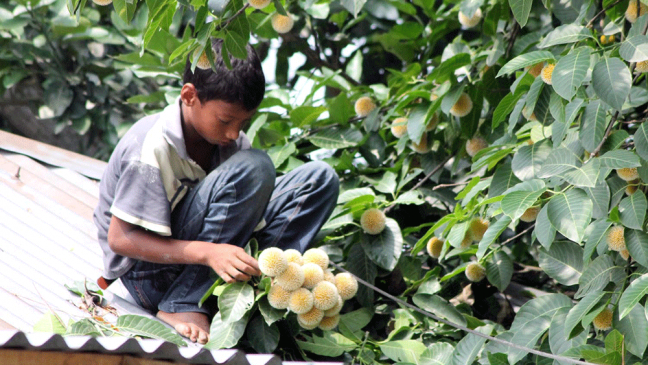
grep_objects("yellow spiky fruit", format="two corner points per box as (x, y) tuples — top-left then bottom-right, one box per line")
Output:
(593, 308), (613, 331)
(324, 295), (343, 316)
(248, 0), (271, 9)
(271, 13), (294, 34)
(460, 232), (473, 248)
(607, 226), (626, 252)
(335, 273), (358, 300)
(312, 281), (339, 310)
(526, 62), (544, 78)
(541, 64), (555, 85)
(298, 307), (324, 329)
(636, 61), (648, 73)
(275, 262), (305, 291)
(288, 288), (314, 314)
(411, 133), (429, 154)
(284, 249), (303, 265)
(258, 247), (288, 277)
(626, 180), (640, 195)
(391, 117), (408, 138)
(426, 237), (444, 258)
(449, 92), (473, 117)
(469, 217), (490, 242)
(318, 314), (341, 331)
(520, 206), (541, 223)
(465, 262), (486, 282)
(617, 167), (640, 181)
(355, 96), (376, 117)
(267, 284), (293, 309)
(620, 249), (631, 260)
(426, 113), (439, 131)
(303, 248), (329, 271)
(323, 270), (336, 284)
(192, 49), (211, 70)
(466, 136), (488, 157)
(302, 262), (324, 289)
(360, 208), (386, 235)
(626, 0), (648, 23)
(458, 8), (482, 28)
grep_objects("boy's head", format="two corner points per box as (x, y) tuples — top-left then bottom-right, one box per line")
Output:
(183, 38), (265, 111)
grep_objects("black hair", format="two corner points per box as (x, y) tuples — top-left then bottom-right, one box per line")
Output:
(183, 38), (265, 111)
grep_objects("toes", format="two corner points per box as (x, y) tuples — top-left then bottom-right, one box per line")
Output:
(198, 330), (209, 344)
(189, 325), (199, 342)
(174, 323), (191, 338)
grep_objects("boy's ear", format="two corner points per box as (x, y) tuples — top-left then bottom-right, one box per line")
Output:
(180, 83), (198, 106)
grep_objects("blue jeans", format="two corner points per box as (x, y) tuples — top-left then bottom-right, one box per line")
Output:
(120, 149), (339, 315)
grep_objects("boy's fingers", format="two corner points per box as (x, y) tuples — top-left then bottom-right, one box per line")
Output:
(235, 252), (261, 275)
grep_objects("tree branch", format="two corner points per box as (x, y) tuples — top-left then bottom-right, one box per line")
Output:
(586, 0), (624, 28)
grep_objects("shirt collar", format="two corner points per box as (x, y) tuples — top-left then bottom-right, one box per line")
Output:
(161, 98), (190, 160)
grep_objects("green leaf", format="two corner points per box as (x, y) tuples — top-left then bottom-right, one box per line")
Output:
(116, 315), (187, 346)
(599, 150), (641, 169)
(33, 311), (66, 334)
(412, 293), (467, 327)
(488, 162), (522, 198)
(420, 342), (455, 365)
(308, 126), (363, 149)
(218, 282), (255, 323)
(341, 0), (366, 17)
(605, 329), (624, 354)
(477, 215), (512, 260)
(511, 139), (553, 181)
(340, 308), (373, 332)
(267, 142), (297, 168)
(508, 0), (532, 27)
(584, 181), (611, 220)
(615, 303), (648, 357)
(258, 296), (285, 327)
(627, 229), (648, 268)
(564, 290), (607, 338)
(580, 100), (609, 153)
(592, 57), (632, 110)
(346, 241), (377, 307)
(338, 188), (375, 204)
(247, 315), (280, 354)
(493, 91), (524, 128)
(501, 189), (546, 221)
(619, 190), (647, 230)
(547, 189), (593, 243)
(538, 147), (579, 178)
(297, 332), (357, 356)
(486, 251), (513, 291)
(538, 24), (591, 48)
(634, 123), (648, 161)
(535, 204), (557, 249)
(380, 340), (427, 364)
(549, 308), (588, 355)
(205, 312), (249, 349)
(66, 319), (101, 336)
(559, 158), (600, 188)
(576, 255), (624, 298)
(619, 274), (648, 319)
(290, 106), (328, 127)
(552, 47), (591, 100)
(497, 51), (555, 77)
(620, 35), (648, 62)
(407, 102), (430, 145)
(361, 218), (403, 271)
(583, 219), (614, 262)
(538, 241), (584, 285)
(113, 0), (137, 23)
(452, 325), (492, 365)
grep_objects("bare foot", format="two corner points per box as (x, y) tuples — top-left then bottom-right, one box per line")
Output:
(157, 311), (210, 344)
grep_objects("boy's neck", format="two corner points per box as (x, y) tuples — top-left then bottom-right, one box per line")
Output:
(180, 102), (216, 171)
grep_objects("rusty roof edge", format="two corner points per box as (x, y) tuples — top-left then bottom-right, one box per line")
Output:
(0, 330), (263, 365)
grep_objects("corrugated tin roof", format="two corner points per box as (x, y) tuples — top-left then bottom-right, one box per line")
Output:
(0, 130), (296, 365)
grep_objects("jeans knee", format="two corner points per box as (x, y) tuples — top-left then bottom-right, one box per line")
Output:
(309, 161), (339, 196)
(234, 149), (276, 191)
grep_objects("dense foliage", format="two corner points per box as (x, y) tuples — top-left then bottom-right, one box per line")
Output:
(7, 0), (648, 362)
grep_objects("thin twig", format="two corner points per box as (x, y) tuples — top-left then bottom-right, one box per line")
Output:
(505, 22), (520, 59)
(500, 224), (535, 246)
(432, 181), (470, 190)
(215, 3), (250, 31)
(586, 0), (624, 28)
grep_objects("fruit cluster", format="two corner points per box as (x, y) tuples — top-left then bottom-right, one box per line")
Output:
(258, 247), (358, 330)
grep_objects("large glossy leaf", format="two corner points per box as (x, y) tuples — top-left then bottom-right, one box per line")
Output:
(488, 162), (522, 198)
(297, 332), (357, 356)
(508, 0), (532, 27)
(477, 215), (512, 259)
(346, 242), (376, 307)
(592, 57), (632, 110)
(33, 311), (66, 334)
(599, 150), (641, 169)
(552, 47), (591, 100)
(627, 229), (648, 268)
(413, 293), (467, 327)
(547, 189), (593, 243)
(620, 35), (648, 62)
(559, 158), (600, 188)
(497, 51), (555, 76)
(66, 319), (101, 336)
(538, 24), (591, 48)
(564, 290), (607, 338)
(486, 251), (513, 291)
(341, 0), (366, 17)
(501, 188), (546, 221)
(580, 100), (609, 153)
(420, 343), (455, 365)
(549, 308), (587, 355)
(493, 91), (524, 128)
(538, 147), (579, 178)
(619, 190), (647, 230)
(308, 126), (363, 149)
(219, 282), (254, 323)
(535, 204), (556, 249)
(380, 340), (427, 364)
(116, 315), (187, 346)
(247, 315), (280, 354)
(257, 296), (285, 327)
(361, 218), (402, 271)
(635, 123), (648, 161)
(619, 274), (648, 319)
(512, 139), (553, 180)
(615, 303), (648, 357)
(576, 255), (624, 298)
(538, 241), (583, 285)
(452, 325), (492, 365)
(584, 181), (611, 220)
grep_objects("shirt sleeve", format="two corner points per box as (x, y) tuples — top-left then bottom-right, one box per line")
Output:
(109, 160), (172, 236)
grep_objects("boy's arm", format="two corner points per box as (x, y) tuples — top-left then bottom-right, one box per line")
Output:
(107, 216), (260, 283)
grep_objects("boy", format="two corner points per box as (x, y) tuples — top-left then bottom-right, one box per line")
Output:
(93, 38), (339, 344)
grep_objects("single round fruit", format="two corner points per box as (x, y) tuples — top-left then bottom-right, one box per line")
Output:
(271, 13), (294, 34)
(275, 262), (305, 291)
(526, 62), (544, 78)
(592, 308), (613, 331)
(324, 295), (343, 316)
(449, 93), (473, 117)
(288, 288), (314, 314)
(312, 281), (339, 310)
(355, 96), (376, 117)
(426, 237), (444, 258)
(606, 226), (626, 252)
(465, 262), (486, 282)
(541, 64), (555, 85)
(258, 247), (288, 277)
(520, 206), (541, 223)
(360, 208), (386, 235)
(303, 248), (329, 270)
(458, 8), (482, 28)
(193, 49), (211, 70)
(466, 136), (488, 157)
(318, 314), (341, 331)
(267, 284), (293, 309)
(460, 232), (473, 248)
(297, 307), (324, 329)
(248, 0), (271, 9)
(302, 262), (324, 289)
(626, 181), (640, 195)
(391, 117), (408, 138)
(411, 133), (429, 154)
(617, 167), (640, 181)
(636, 61), (648, 73)
(323, 270), (336, 284)
(626, 0), (648, 23)
(620, 249), (631, 261)
(335, 273), (358, 300)
(469, 217), (489, 242)
(284, 249), (303, 265)
(426, 113), (439, 131)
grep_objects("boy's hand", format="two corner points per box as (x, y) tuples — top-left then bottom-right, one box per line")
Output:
(206, 244), (261, 283)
